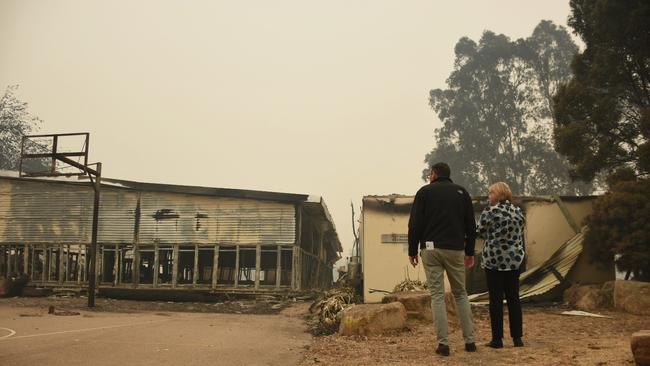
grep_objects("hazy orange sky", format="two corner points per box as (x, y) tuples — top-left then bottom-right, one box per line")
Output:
(0, 0), (575, 261)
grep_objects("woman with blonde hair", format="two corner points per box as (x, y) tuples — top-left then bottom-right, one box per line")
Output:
(477, 182), (525, 348)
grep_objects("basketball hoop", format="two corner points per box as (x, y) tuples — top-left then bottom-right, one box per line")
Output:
(19, 132), (93, 177)
(20, 132), (102, 308)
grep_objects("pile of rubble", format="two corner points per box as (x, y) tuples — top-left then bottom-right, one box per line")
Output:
(309, 278), (450, 336)
(392, 279), (427, 292)
(0, 273), (30, 297)
(307, 285), (360, 335)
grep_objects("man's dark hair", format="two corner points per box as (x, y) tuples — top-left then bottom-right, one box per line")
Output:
(431, 162), (451, 178)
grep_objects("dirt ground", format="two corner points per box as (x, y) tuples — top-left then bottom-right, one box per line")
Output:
(2, 297), (648, 365)
(0, 296), (311, 366)
(0, 294), (296, 315)
(302, 303), (649, 366)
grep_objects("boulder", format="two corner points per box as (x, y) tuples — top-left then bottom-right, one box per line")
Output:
(614, 280), (650, 316)
(382, 291), (432, 321)
(631, 330), (650, 366)
(339, 302), (407, 336)
(381, 291), (457, 322)
(564, 284), (591, 304)
(563, 284), (610, 311)
(600, 281), (615, 307)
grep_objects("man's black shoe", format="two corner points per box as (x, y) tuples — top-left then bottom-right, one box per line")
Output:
(435, 344), (450, 356)
(486, 339), (503, 349)
(513, 337), (524, 347)
(465, 342), (477, 352)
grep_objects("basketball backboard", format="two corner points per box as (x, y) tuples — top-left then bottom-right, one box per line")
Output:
(19, 133), (93, 177)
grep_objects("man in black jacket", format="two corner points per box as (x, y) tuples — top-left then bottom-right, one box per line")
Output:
(408, 162), (476, 356)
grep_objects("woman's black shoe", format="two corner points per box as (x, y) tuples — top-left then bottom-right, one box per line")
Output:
(435, 343), (450, 356)
(486, 339), (503, 349)
(513, 337), (524, 347)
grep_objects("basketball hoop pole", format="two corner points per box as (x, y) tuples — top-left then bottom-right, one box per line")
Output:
(19, 133), (102, 308)
(86, 163), (101, 308)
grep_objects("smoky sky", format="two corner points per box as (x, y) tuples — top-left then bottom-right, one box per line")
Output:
(0, 0), (574, 261)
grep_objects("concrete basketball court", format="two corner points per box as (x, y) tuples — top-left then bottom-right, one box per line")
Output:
(0, 305), (311, 366)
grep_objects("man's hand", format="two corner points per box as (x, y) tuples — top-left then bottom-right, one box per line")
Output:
(464, 256), (475, 268)
(409, 256), (419, 268)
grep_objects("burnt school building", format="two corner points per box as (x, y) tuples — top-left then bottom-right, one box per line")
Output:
(0, 174), (342, 295)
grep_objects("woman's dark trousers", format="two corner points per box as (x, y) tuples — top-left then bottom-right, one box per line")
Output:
(485, 269), (522, 340)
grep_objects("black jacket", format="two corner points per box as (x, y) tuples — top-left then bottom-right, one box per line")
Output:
(407, 177), (476, 257)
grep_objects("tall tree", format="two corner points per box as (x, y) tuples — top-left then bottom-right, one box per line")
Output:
(585, 178), (650, 281)
(425, 21), (591, 196)
(0, 85), (43, 171)
(526, 20), (579, 117)
(553, 0), (650, 280)
(553, 0), (650, 180)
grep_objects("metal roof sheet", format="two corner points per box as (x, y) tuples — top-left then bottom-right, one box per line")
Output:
(469, 228), (585, 302)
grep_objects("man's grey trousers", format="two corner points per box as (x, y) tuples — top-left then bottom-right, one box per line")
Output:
(420, 248), (475, 346)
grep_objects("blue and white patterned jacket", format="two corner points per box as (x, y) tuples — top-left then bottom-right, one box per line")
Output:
(477, 200), (526, 271)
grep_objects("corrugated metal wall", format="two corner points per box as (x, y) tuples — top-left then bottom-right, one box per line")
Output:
(0, 179), (296, 246)
(137, 192), (296, 245)
(97, 190), (138, 243)
(0, 179), (93, 243)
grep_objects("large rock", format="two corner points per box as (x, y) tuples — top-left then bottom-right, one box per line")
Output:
(382, 291), (432, 321)
(631, 330), (650, 366)
(339, 302), (407, 336)
(563, 284), (610, 311)
(614, 280), (650, 316)
(381, 291), (457, 322)
(600, 281), (615, 307)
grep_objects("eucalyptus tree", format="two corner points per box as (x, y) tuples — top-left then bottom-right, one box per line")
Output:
(424, 21), (591, 196)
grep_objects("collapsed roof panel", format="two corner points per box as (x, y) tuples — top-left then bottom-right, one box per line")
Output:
(469, 229), (585, 302)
